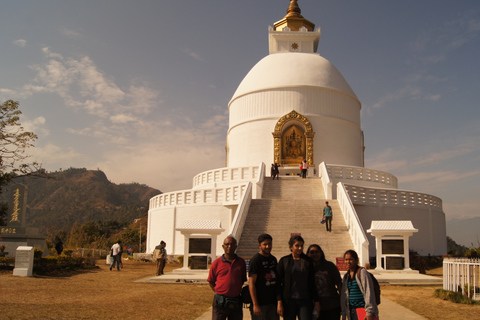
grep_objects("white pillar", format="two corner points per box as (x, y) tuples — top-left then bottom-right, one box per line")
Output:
(403, 235), (412, 270)
(375, 236), (383, 270)
(183, 234), (190, 269)
(211, 234), (217, 263)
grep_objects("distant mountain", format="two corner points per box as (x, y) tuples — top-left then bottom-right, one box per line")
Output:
(447, 217), (480, 247)
(5, 168), (161, 231)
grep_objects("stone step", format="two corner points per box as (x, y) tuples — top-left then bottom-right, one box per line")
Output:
(237, 178), (353, 260)
(261, 177), (326, 200)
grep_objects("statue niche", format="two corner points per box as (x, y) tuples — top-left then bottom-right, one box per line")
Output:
(272, 110), (315, 167)
(282, 125), (305, 165)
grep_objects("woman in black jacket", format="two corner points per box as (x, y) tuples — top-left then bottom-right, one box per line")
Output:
(277, 235), (320, 320)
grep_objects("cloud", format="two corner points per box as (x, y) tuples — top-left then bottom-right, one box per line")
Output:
(22, 116), (49, 137)
(110, 114), (137, 124)
(4, 45), (229, 193)
(30, 143), (87, 167)
(94, 117), (227, 191)
(371, 13), (480, 111)
(6, 47), (162, 124)
(185, 48), (203, 61)
(60, 27), (83, 38)
(371, 84), (421, 109)
(14, 39), (26, 47)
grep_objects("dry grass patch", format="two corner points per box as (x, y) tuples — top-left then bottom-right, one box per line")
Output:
(381, 285), (480, 319)
(0, 259), (212, 320)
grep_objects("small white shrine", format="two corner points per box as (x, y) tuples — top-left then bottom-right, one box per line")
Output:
(367, 221), (418, 271)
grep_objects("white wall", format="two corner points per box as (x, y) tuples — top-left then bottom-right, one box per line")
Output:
(355, 204), (447, 256)
(147, 204), (234, 256)
(227, 87), (363, 168)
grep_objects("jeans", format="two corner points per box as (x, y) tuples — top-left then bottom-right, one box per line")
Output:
(325, 216), (332, 231)
(283, 298), (312, 320)
(110, 254), (121, 270)
(250, 303), (279, 320)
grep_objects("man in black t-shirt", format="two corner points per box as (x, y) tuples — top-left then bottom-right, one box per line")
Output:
(248, 233), (279, 320)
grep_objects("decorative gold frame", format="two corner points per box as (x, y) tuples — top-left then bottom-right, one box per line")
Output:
(272, 110), (315, 166)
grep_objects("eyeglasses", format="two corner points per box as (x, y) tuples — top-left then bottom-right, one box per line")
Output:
(308, 250), (320, 254)
(223, 243), (236, 246)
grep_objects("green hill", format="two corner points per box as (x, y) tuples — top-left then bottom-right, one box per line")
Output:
(6, 168), (161, 231)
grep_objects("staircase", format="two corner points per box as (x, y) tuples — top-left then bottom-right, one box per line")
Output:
(236, 177), (353, 262)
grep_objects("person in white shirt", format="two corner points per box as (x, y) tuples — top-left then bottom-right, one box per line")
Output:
(110, 240), (122, 271)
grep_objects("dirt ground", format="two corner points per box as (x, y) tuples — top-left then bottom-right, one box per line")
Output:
(1, 261), (479, 320)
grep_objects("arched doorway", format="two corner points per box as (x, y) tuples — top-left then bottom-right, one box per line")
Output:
(272, 110), (315, 167)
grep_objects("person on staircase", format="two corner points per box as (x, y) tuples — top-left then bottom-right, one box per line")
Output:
(323, 201), (333, 232)
(300, 160), (308, 178)
(273, 163), (280, 180)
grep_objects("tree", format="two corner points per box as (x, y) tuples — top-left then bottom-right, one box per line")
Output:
(0, 100), (41, 225)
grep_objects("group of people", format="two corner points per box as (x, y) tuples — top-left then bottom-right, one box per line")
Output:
(208, 234), (379, 320)
(270, 160), (309, 179)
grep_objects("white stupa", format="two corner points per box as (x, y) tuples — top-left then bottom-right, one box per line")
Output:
(147, 1), (446, 268)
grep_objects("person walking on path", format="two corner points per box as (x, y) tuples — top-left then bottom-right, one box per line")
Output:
(276, 235), (320, 320)
(300, 160), (308, 178)
(110, 240), (122, 271)
(323, 201), (333, 232)
(153, 241), (167, 276)
(307, 244), (342, 320)
(340, 250), (378, 320)
(208, 236), (247, 320)
(249, 234), (279, 320)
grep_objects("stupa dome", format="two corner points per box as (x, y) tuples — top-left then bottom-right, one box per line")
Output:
(230, 52), (358, 105)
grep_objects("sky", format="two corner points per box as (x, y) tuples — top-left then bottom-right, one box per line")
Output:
(1, 1), (479, 222)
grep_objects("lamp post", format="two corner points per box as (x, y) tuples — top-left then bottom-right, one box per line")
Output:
(139, 223), (142, 253)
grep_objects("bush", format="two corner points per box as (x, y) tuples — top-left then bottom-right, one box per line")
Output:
(434, 289), (479, 305)
(33, 247), (43, 259)
(0, 257), (15, 270)
(33, 255), (97, 275)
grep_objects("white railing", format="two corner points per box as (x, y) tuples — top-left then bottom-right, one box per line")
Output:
(193, 165), (262, 188)
(149, 184), (248, 209)
(327, 164), (398, 188)
(345, 185), (443, 211)
(337, 182), (369, 265)
(319, 162), (333, 199)
(255, 163), (266, 199)
(229, 182), (253, 244)
(444, 258), (480, 300)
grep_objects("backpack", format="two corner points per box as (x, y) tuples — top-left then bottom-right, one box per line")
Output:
(347, 267), (381, 305)
(241, 285), (252, 306)
(361, 268), (381, 305)
(153, 247), (165, 260)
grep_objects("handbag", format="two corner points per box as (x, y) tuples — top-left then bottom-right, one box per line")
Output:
(320, 219), (325, 224)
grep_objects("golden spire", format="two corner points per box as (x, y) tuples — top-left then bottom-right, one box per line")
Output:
(285, 0), (303, 19)
(274, 0), (315, 31)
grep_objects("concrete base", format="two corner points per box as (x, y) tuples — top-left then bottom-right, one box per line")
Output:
(13, 268), (32, 277)
(372, 268), (419, 274)
(135, 268), (209, 284)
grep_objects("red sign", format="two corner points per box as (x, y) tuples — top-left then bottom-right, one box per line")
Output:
(336, 257), (348, 271)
